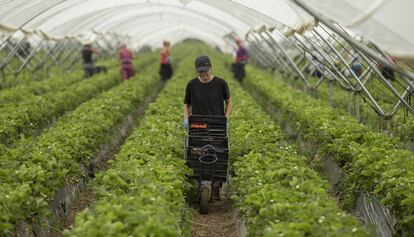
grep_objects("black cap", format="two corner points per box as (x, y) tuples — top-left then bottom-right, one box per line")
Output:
(195, 55), (211, 72)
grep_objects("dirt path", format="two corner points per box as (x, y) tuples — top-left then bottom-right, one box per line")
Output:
(190, 186), (238, 237)
(58, 190), (95, 235)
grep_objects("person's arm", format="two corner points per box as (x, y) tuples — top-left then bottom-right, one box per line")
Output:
(183, 82), (192, 130)
(183, 104), (191, 119)
(225, 97), (232, 118)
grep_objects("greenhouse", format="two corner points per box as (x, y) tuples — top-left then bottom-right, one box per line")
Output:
(1, 0), (414, 236)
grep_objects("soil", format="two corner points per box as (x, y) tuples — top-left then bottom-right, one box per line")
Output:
(52, 190), (95, 237)
(190, 186), (238, 237)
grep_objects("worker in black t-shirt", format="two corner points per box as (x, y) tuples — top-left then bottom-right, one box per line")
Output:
(183, 55), (232, 127)
(81, 43), (99, 78)
(183, 55), (233, 201)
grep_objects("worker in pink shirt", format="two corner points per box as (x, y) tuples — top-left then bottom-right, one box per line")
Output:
(233, 38), (248, 83)
(119, 44), (134, 80)
(159, 40), (173, 81)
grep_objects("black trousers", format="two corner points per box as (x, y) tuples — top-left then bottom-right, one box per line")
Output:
(83, 63), (107, 78)
(232, 63), (246, 82)
(159, 63), (173, 80)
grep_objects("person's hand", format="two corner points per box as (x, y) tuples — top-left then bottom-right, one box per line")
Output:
(183, 118), (189, 129)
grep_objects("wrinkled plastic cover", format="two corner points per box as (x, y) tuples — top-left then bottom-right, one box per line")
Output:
(299, 0), (414, 59)
(0, 0), (413, 57)
(0, 0), (308, 49)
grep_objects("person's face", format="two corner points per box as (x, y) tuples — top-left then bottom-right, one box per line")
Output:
(197, 69), (211, 81)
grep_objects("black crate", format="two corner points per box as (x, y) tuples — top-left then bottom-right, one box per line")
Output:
(186, 160), (228, 171)
(187, 136), (228, 149)
(185, 115), (229, 182)
(186, 148), (229, 163)
(189, 115), (227, 136)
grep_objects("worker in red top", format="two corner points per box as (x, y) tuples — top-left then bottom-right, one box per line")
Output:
(232, 38), (248, 83)
(119, 44), (134, 80)
(159, 40), (173, 81)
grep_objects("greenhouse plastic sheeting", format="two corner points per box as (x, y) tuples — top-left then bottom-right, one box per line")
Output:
(0, 0), (413, 57)
(0, 0), (307, 49)
(297, 0), (414, 59)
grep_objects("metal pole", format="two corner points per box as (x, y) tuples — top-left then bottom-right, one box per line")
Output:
(297, 34), (355, 91)
(245, 37), (273, 68)
(355, 91), (361, 121)
(250, 32), (275, 64)
(264, 31), (310, 88)
(311, 29), (387, 116)
(247, 32), (280, 69)
(291, 0), (414, 82)
(257, 32), (298, 78)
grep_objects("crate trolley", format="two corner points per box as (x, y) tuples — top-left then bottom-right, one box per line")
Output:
(185, 115), (229, 214)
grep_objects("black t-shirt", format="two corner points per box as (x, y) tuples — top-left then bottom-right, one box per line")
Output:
(82, 47), (93, 64)
(184, 76), (230, 116)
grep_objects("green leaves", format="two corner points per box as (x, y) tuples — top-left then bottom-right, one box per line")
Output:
(64, 44), (203, 236)
(206, 55), (372, 236)
(244, 65), (414, 235)
(0, 60), (160, 234)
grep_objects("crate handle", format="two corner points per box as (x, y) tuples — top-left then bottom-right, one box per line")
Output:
(199, 144), (218, 164)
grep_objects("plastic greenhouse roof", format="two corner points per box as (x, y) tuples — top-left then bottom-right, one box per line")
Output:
(0, 0), (413, 58)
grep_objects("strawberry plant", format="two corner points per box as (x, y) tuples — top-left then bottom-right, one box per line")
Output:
(0, 61), (161, 235)
(244, 66), (414, 235)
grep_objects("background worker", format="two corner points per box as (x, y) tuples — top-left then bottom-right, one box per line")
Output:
(159, 40), (173, 81)
(81, 42), (107, 78)
(232, 38), (248, 83)
(119, 44), (134, 80)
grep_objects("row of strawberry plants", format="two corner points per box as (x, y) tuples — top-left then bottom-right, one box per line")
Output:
(0, 53), (157, 108)
(0, 70), (119, 146)
(244, 65), (414, 235)
(0, 62), (162, 235)
(0, 54), (158, 147)
(63, 44), (198, 236)
(0, 69), (85, 108)
(0, 58), (121, 108)
(204, 54), (372, 236)
(288, 75), (414, 143)
(0, 52), (116, 90)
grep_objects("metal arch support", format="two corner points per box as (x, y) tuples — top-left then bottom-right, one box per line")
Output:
(291, 0), (414, 86)
(250, 32), (290, 71)
(300, 32), (388, 116)
(0, 0), (68, 49)
(354, 46), (414, 117)
(264, 31), (310, 87)
(252, 31), (294, 75)
(257, 32), (299, 79)
(313, 23), (414, 117)
(244, 36), (273, 68)
(247, 32), (288, 73)
(308, 29), (388, 116)
(335, 23), (414, 93)
(294, 34), (355, 91)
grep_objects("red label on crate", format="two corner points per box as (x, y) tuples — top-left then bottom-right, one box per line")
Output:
(190, 123), (208, 129)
